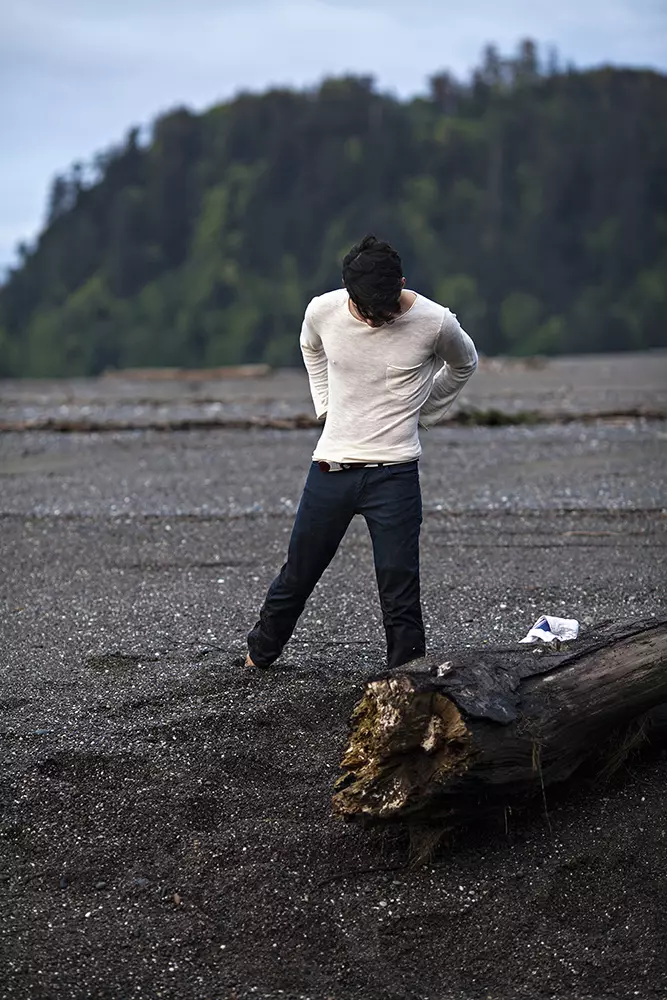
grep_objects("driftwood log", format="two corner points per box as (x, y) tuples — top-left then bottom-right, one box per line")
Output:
(333, 618), (667, 829)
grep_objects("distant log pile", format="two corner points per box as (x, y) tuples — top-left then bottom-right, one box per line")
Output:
(0, 413), (319, 434)
(333, 619), (667, 830)
(2, 408), (663, 435)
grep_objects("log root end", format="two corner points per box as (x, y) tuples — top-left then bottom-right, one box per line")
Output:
(332, 676), (473, 824)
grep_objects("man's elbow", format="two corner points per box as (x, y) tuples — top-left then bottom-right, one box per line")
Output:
(454, 354), (478, 382)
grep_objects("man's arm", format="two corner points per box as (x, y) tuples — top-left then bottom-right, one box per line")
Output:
(419, 308), (478, 428)
(299, 298), (328, 421)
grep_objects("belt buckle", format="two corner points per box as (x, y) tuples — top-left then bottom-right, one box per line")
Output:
(318, 461), (331, 473)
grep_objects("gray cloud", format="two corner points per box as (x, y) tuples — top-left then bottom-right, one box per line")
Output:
(2, 0), (666, 269)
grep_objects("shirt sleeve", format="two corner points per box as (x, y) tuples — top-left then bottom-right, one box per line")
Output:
(419, 308), (478, 428)
(299, 298), (328, 421)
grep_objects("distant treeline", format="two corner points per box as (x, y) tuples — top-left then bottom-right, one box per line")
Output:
(1, 41), (666, 377)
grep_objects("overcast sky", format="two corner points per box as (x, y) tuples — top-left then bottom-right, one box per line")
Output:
(2, 0), (666, 271)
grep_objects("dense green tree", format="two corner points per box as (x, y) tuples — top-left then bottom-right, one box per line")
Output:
(1, 42), (665, 377)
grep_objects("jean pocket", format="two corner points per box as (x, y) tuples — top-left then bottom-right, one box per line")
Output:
(386, 363), (424, 399)
(386, 461), (419, 476)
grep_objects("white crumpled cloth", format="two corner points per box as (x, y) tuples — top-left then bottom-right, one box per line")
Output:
(519, 614), (580, 644)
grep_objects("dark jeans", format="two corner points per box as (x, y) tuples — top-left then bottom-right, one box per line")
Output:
(247, 461), (424, 670)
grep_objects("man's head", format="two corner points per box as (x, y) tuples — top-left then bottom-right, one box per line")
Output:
(342, 234), (404, 327)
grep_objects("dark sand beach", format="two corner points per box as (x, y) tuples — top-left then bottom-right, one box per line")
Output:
(1, 354), (666, 1000)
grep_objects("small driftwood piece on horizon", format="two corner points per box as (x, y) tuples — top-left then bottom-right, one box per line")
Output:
(101, 363), (272, 380)
(332, 618), (667, 829)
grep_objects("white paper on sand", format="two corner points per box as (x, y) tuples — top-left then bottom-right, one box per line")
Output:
(519, 615), (580, 644)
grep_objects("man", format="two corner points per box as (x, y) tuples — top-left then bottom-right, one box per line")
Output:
(246, 234), (477, 670)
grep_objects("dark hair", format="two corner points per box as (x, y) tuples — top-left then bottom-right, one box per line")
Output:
(342, 234), (403, 326)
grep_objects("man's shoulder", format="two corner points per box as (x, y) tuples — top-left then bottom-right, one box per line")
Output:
(407, 292), (450, 338)
(306, 288), (347, 324)
(413, 293), (470, 349)
(413, 291), (448, 321)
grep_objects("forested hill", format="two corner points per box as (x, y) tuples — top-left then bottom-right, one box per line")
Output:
(2, 44), (666, 377)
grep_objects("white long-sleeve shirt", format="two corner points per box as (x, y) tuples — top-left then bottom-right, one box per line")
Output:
(300, 288), (477, 464)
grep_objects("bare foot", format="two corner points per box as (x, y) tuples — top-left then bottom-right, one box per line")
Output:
(245, 653), (256, 667)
